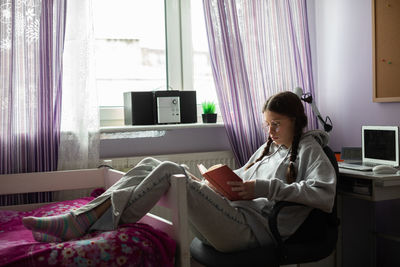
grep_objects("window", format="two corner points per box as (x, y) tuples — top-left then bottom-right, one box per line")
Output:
(191, 1), (217, 107)
(94, 0), (218, 127)
(93, 0), (166, 126)
(191, 0), (219, 118)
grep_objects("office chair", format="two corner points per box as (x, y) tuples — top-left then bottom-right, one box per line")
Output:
(190, 146), (340, 267)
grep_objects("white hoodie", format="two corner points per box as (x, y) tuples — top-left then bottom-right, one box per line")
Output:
(231, 130), (337, 245)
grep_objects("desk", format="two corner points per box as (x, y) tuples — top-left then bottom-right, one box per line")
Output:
(338, 168), (400, 267)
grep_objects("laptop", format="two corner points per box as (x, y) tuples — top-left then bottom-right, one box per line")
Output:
(338, 126), (399, 171)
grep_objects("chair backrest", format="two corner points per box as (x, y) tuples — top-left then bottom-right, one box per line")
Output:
(323, 146), (339, 175)
(288, 146), (339, 235)
(322, 146), (339, 224)
(280, 145), (339, 264)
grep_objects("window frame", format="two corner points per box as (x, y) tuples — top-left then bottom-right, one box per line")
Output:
(99, 0), (194, 127)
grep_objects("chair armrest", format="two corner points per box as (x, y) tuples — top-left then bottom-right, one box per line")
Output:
(267, 201), (306, 248)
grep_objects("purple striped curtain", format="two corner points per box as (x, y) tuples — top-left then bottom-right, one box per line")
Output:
(203, 0), (317, 166)
(0, 0), (67, 205)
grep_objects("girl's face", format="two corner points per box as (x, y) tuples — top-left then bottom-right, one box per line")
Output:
(263, 110), (295, 148)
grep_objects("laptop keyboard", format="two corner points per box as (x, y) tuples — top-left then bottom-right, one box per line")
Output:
(362, 162), (380, 167)
(339, 161), (378, 167)
(338, 162), (373, 171)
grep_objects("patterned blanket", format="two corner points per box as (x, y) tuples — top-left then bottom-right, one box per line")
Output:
(0, 194), (176, 267)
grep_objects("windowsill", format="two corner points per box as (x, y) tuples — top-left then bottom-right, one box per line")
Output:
(100, 122), (225, 133)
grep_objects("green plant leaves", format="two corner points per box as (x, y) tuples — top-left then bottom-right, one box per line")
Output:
(202, 101), (216, 114)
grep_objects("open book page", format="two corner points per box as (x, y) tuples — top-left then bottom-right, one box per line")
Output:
(197, 164), (208, 175)
(197, 163), (224, 174)
(207, 164), (224, 171)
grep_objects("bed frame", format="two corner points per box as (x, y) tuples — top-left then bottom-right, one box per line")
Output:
(0, 168), (190, 267)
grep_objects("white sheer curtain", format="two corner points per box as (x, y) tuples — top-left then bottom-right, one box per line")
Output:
(57, 0), (99, 170)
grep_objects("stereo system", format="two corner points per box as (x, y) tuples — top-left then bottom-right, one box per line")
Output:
(124, 90), (197, 125)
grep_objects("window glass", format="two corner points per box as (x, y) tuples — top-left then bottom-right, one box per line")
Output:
(191, 0), (218, 105)
(93, 0), (166, 108)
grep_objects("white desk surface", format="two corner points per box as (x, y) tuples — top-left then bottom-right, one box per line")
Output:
(339, 167), (400, 181)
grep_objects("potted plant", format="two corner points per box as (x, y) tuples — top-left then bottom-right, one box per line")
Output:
(201, 101), (217, 123)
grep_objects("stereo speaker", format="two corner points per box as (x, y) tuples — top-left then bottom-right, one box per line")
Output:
(123, 91), (154, 125)
(180, 90), (197, 123)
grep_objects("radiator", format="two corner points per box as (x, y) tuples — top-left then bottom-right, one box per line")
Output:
(102, 150), (237, 178)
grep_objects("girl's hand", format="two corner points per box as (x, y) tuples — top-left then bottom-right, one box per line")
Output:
(228, 180), (256, 200)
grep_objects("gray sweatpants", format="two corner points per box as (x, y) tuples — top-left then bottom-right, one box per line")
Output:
(75, 157), (259, 252)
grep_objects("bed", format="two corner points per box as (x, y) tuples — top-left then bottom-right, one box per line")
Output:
(0, 168), (190, 267)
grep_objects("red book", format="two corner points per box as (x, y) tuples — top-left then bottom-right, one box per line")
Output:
(197, 164), (243, 201)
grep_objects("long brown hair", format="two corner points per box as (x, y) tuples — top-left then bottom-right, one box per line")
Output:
(245, 91), (308, 183)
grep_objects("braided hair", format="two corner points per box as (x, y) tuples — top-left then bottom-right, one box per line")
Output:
(245, 91), (308, 184)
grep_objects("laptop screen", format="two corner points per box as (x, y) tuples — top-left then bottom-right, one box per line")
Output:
(362, 126), (399, 167)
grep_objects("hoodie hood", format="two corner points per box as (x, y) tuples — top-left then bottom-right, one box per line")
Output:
(301, 130), (330, 147)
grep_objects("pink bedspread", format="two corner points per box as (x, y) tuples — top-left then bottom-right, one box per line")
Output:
(0, 196), (176, 266)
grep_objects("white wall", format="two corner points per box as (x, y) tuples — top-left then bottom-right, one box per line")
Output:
(310, 0), (400, 152)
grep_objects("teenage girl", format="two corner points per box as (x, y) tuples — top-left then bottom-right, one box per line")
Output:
(23, 91), (336, 252)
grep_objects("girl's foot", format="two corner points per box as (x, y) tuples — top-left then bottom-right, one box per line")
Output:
(22, 211), (97, 241)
